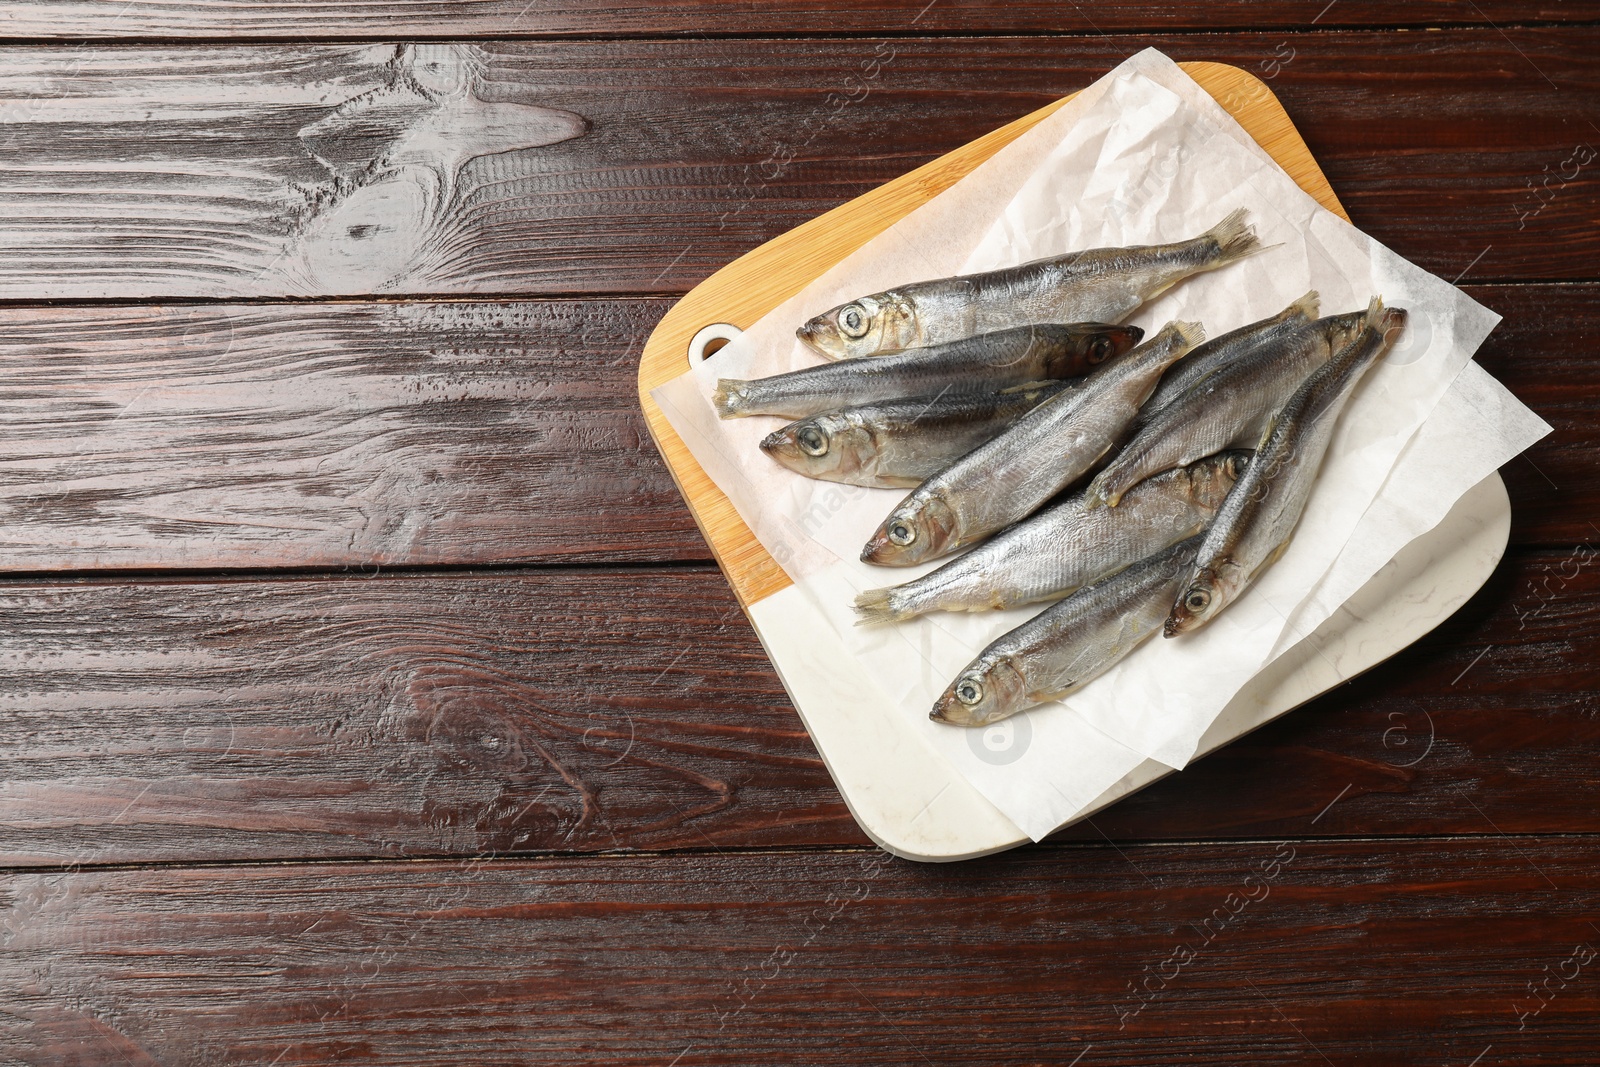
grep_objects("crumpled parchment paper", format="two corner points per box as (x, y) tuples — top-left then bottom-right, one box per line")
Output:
(654, 49), (1549, 840)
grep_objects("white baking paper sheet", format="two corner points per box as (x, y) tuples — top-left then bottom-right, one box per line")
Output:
(653, 49), (1549, 840)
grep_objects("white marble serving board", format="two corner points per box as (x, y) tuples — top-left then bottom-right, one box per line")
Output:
(747, 474), (1509, 861)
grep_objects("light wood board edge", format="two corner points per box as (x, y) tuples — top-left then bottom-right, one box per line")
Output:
(638, 61), (1348, 609)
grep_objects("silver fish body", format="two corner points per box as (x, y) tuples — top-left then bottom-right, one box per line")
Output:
(1086, 302), (1371, 509)
(854, 451), (1247, 622)
(798, 209), (1261, 360)
(931, 535), (1203, 726)
(712, 322), (1139, 420)
(760, 382), (1072, 489)
(862, 320), (1204, 567)
(1137, 291), (1320, 424)
(1166, 299), (1406, 638)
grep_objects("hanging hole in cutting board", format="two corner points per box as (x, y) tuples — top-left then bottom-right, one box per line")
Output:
(688, 322), (742, 365)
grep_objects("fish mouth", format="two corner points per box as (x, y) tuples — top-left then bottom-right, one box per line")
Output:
(861, 522), (936, 566)
(929, 696), (980, 726)
(930, 675), (991, 725)
(796, 318), (842, 357)
(860, 532), (906, 566)
(1166, 567), (1220, 638)
(930, 662), (1021, 726)
(1379, 306), (1409, 337)
(1165, 594), (1204, 636)
(865, 498), (954, 567)
(1109, 324), (1145, 353)
(758, 428), (801, 462)
(760, 431), (823, 478)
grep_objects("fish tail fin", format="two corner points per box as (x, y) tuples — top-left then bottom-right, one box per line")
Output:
(853, 587), (906, 625)
(1082, 472), (1117, 510)
(1168, 319), (1206, 351)
(1289, 289), (1321, 319)
(1203, 207), (1262, 265)
(712, 380), (749, 418)
(999, 378), (1057, 395)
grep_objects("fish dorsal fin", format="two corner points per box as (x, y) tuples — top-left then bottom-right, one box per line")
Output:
(1289, 289), (1321, 320)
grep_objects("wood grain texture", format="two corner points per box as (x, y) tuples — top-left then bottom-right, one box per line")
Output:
(3, 840), (1599, 1064)
(1, 549), (1596, 865)
(0, 285), (1577, 577)
(0, 31), (1592, 298)
(0, 8), (1588, 1061)
(3, 0), (1596, 38)
(1470, 283), (1600, 549)
(0, 299), (702, 568)
(0, 567), (854, 865)
(1083, 543), (1600, 840)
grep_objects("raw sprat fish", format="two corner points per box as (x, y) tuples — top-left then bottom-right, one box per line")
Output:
(862, 320), (1204, 567)
(797, 208), (1261, 360)
(854, 451), (1247, 623)
(712, 197), (1399, 729)
(930, 535), (1203, 726)
(760, 381), (1073, 490)
(711, 322), (1140, 420)
(1085, 299), (1371, 509)
(1136, 290), (1320, 425)
(1166, 298), (1405, 638)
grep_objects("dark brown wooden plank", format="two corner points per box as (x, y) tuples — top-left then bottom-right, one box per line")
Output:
(0, 567), (855, 864)
(0, 285), (1581, 575)
(1082, 541), (1600, 840)
(0, 31), (1592, 299)
(6, 1), (1593, 39)
(1, 547), (1597, 864)
(1467, 283), (1600, 550)
(2, 840), (1599, 1064)
(0, 299), (703, 568)
(3, 0), (1596, 39)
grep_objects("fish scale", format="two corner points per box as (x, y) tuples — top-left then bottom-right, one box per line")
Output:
(712, 322), (1139, 420)
(797, 209), (1263, 360)
(1137, 290), (1320, 424)
(931, 534), (1205, 726)
(1165, 298), (1407, 638)
(861, 320), (1205, 567)
(1087, 299), (1372, 510)
(759, 382), (1074, 490)
(854, 451), (1249, 623)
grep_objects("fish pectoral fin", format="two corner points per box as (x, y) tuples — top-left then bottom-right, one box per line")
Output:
(1253, 414), (1281, 451)
(999, 379), (1056, 395)
(1247, 538), (1293, 584)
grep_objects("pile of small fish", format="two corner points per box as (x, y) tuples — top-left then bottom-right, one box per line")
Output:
(712, 209), (1406, 728)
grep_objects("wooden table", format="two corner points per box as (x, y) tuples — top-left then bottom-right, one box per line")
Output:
(0, 4), (1595, 1063)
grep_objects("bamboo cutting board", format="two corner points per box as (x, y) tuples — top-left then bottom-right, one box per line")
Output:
(636, 63), (1509, 860)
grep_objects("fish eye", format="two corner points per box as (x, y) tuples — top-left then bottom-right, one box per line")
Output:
(838, 304), (870, 339)
(1183, 587), (1212, 614)
(955, 677), (984, 706)
(797, 426), (828, 456)
(887, 519), (916, 547)
(1089, 336), (1115, 363)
